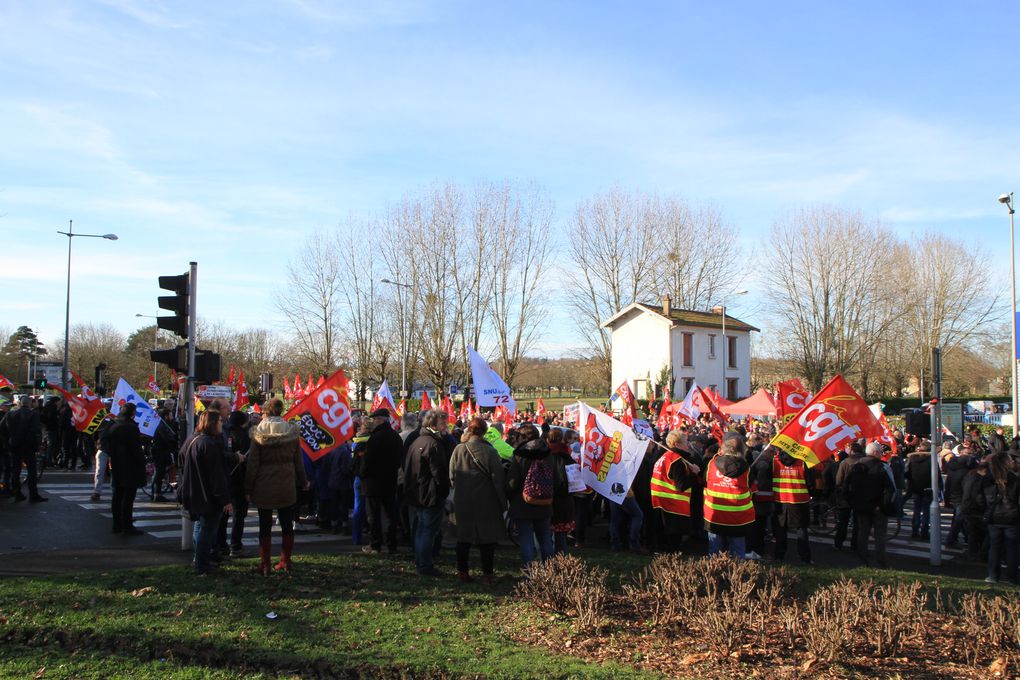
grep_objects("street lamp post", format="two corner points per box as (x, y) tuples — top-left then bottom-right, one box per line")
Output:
(1000, 193), (1017, 432)
(135, 313), (159, 386)
(712, 289), (748, 400)
(57, 221), (118, 390)
(381, 278), (412, 398)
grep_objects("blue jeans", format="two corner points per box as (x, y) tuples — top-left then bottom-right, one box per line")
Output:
(911, 491), (931, 537)
(192, 511), (221, 574)
(708, 532), (746, 559)
(609, 496), (644, 550)
(515, 517), (554, 566)
(987, 524), (1019, 583)
(352, 477), (366, 545)
(412, 505), (445, 573)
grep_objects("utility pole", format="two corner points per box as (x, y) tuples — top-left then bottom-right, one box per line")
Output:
(181, 261), (198, 552)
(929, 347), (943, 566)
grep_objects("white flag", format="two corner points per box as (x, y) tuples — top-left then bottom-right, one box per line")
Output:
(677, 381), (702, 423)
(575, 401), (649, 505)
(112, 378), (161, 436)
(469, 346), (516, 412)
(372, 379), (398, 412)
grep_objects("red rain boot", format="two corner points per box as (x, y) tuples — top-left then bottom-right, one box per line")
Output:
(256, 536), (272, 576)
(274, 533), (294, 572)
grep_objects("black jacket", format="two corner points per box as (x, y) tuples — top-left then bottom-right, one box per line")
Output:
(507, 438), (556, 521)
(103, 416), (146, 489)
(943, 455), (973, 506)
(403, 429), (451, 508)
(179, 433), (231, 518)
(360, 421), (403, 497)
(978, 472), (1020, 526)
(1, 406), (40, 454)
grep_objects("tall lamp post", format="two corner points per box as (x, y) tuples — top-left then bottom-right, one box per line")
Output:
(1000, 193), (1017, 432)
(711, 289), (748, 400)
(381, 278), (413, 398)
(135, 313), (159, 386)
(58, 221), (118, 390)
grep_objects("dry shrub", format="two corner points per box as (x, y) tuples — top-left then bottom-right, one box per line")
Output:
(801, 579), (871, 662)
(517, 554), (609, 629)
(957, 593), (1020, 667)
(866, 581), (925, 657)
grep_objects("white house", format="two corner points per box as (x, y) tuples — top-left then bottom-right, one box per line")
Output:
(602, 295), (758, 401)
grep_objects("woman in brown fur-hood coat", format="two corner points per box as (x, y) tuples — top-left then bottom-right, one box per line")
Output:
(244, 413), (308, 510)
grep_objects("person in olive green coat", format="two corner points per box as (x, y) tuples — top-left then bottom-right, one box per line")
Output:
(449, 417), (507, 583)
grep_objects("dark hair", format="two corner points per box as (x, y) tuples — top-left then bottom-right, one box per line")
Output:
(196, 409), (221, 435)
(547, 427), (564, 444)
(264, 398), (284, 417)
(120, 402), (137, 419)
(988, 452), (1012, 492)
(465, 417), (488, 438)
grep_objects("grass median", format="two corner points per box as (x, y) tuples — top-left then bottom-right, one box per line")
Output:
(0, 548), (1010, 679)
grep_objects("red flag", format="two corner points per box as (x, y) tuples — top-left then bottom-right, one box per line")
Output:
(711, 420), (725, 445)
(0, 374), (16, 390)
(421, 391), (433, 411)
(615, 380), (636, 416)
(770, 374), (883, 467)
(776, 379), (811, 425)
(232, 370), (249, 411)
(227, 365), (236, 385)
(396, 399), (406, 417)
(442, 396), (456, 420)
(621, 410), (634, 427)
(284, 369), (354, 461)
(70, 370), (99, 402)
(536, 398), (546, 418)
(253, 402), (262, 414)
(51, 384), (107, 434)
(305, 374), (314, 397)
(657, 396), (672, 431)
(316, 375), (324, 388)
(146, 375), (162, 396)
(283, 377), (292, 400)
(697, 386), (730, 428)
(294, 374), (303, 395)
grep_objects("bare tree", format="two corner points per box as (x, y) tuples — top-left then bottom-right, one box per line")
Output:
(900, 232), (1003, 394)
(276, 230), (343, 370)
(764, 207), (899, 391)
(487, 182), (554, 387)
(566, 188), (657, 382)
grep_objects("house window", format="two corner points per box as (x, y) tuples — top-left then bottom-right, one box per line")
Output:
(727, 336), (737, 368)
(727, 378), (738, 401)
(682, 333), (693, 367)
(708, 334), (716, 359)
(683, 378), (694, 395)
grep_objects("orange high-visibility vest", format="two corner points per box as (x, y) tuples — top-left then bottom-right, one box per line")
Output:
(772, 455), (809, 505)
(650, 450), (691, 516)
(704, 458), (755, 527)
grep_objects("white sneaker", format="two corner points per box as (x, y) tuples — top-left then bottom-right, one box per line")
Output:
(745, 551), (762, 561)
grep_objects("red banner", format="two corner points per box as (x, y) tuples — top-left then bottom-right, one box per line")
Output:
(284, 369), (355, 461)
(769, 374), (882, 467)
(615, 380), (636, 415)
(657, 396), (672, 431)
(421, 391), (433, 411)
(776, 378), (810, 425)
(52, 385), (107, 435)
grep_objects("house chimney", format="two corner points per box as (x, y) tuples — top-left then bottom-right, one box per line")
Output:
(663, 293), (672, 316)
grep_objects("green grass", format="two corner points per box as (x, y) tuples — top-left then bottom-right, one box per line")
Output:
(0, 551), (658, 680)
(0, 548), (1010, 679)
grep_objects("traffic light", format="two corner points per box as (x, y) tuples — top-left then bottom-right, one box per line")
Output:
(194, 350), (221, 384)
(33, 377), (48, 389)
(150, 345), (189, 372)
(157, 272), (190, 338)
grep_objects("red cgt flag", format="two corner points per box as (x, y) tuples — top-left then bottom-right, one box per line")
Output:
(776, 378), (811, 425)
(284, 369), (354, 461)
(769, 374), (883, 467)
(657, 396), (672, 431)
(535, 397), (546, 418)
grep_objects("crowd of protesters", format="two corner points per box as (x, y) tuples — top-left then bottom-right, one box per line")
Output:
(2, 385), (1019, 585)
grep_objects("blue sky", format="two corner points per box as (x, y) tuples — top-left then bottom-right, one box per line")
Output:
(2, 1), (1017, 355)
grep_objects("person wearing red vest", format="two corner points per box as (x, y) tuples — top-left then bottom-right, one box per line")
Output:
(650, 430), (701, 552)
(703, 434), (754, 559)
(771, 449), (814, 564)
(747, 444), (775, 561)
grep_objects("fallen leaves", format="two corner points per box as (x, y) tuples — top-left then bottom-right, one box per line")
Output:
(130, 587), (155, 597)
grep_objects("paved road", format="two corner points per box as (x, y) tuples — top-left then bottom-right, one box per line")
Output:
(0, 470), (991, 583)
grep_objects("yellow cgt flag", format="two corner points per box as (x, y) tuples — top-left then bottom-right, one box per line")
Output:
(194, 396), (206, 413)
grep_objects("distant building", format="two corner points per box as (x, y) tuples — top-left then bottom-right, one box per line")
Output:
(602, 295), (758, 401)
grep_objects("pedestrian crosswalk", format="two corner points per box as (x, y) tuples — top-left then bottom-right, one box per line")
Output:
(38, 482), (350, 545)
(806, 509), (962, 560)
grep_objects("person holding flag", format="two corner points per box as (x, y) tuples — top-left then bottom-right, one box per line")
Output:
(103, 403), (147, 535)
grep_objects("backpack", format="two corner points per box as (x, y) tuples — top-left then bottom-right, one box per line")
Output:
(846, 461), (892, 514)
(522, 458), (554, 505)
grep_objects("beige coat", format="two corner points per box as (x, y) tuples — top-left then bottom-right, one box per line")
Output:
(449, 437), (507, 544)
(244, 417), (308, 509)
